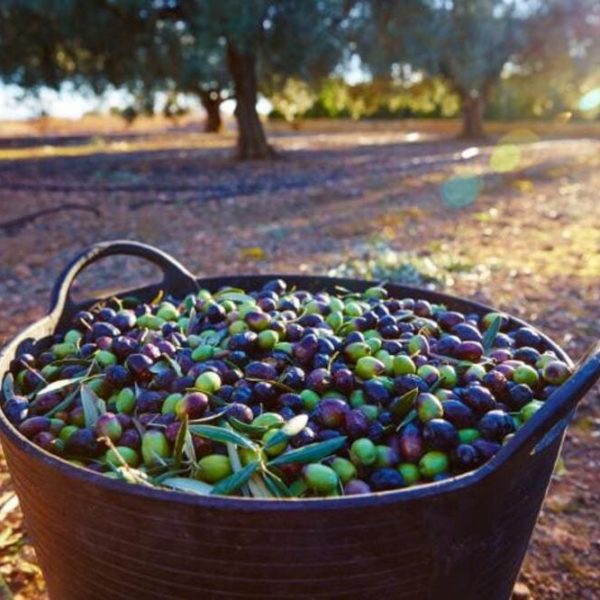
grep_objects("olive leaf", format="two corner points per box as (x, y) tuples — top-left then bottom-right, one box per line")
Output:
(188, 424), (258, 450)
(389, 388), (419, 418)
(44, 386), (80, 417)
(198, 329), (228, 347)
(163, 354), (183, 378)
(186, 306), (197, 335)
(268, 436), (347, 467)
(149, 361), (169, 374)
(174, 415), (189, 468)
(2, 373), (16, 403)
(395, 409), (417, 432)
(211, 461), (259, 496)
(216, 292), (255, 304)
(150, 289), (164, 306)
(81, 384), (105, 428)
(482, 315), (503, 354)
(262, 470), (292, 498)
(32, 375), (90, 398)
(162, 477), (214, 496)
(263, 414), (308, 451)
(228, 417), (271, 436)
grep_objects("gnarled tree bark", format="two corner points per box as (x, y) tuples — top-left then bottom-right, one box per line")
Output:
(200, 90), (223, 133)
(226, 40), (274, 160)
(459, 91), (487, 139)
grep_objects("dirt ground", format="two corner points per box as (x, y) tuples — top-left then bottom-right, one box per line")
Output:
(0, 119), (599, 599)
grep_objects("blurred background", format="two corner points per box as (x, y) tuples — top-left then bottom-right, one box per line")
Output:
(0, 1), (599, 598)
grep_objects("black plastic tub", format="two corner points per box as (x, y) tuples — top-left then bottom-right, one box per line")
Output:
(1, 240), (599, 600)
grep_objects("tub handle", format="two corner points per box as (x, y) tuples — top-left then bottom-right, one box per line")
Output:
(506, 341), (600, 459)
(49, 240), (198, 327)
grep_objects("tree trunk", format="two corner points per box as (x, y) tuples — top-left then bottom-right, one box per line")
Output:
(226, 41), (274, 160)
(200, 91), (223, 133)
(460, 93), (487, 139)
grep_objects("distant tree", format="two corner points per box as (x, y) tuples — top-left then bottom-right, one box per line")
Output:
(178, 0), (355, 158)
(358, 0), (529, 138)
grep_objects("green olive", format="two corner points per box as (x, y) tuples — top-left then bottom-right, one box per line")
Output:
(350, 438), (377, 466)
(330, 457), (357, 484)
(196, 455), (232, 483)
(419, 451), (449, 478)
(303, 464), (339, 493)
(194, 372), (222, 394)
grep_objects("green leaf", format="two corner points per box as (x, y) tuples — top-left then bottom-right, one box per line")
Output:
(228, 417), (270, 436)
(32, 376), (87, 398)
(80, 384), (104, 429)
(174, 415), (189, 468)
(396, 409), (417, 432)
(482, 315), (503, 354)
(198, 329), (228, 347)
(211, 461), (259, 496)
(215, 291), (255, 303)
(162, 477), (213, 496)
(268, 436), (347, 467)
(263, 414), (308, 451)
(189, 424), (258, 450)
(163, 353), (183, 378)
(262, 470), (292, 498)
(44, 386), (80, 417)
(149, 361), (169, 374)
(2, 373), (16, 403)
(389, 388), (418, 418)
(186, 306), (197, 335)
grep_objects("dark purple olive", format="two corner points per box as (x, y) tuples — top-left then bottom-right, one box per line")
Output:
(34, 431), (61, 455)
(477, 410), (515, 441)
(344, 479), (372, 495)
(461, 385), (496, 414)
(136, 390), (163, 413)
(178, 392), (209, 419)
(280, 393), (304, 413)
(112, 336), (137, 359)
(317, 398), (349, 428)
(280, 366), (305, 390)
(22, 369), (45, 393)
(245, 361), (278, 381)
(442, 400), (476, 428)
(293, 334), (319, 364)
(514, 327), (542, 349)
(370, 468), (405, 491)
(228, 332), (258, 353)
(19, 416), (51, 439)
(171, 375), (195, 394)
(364, 379), (390, 404)
(394, 374), (428, 396)
(105, 365), (132, 387)
(506, 383), (534, 410)
(91, 322), (120, 340)
(318, 429), (343, 442)
(120, 428), (141, 449)
(482, 370), (508, 399)
(344, 408), (369, 439)
(226, 402), (254, 423)
(513, 347), (541, 366)
(230, 385), (254, 405)
(65, 427), (102, 458)
(126, 353), (154, 380)
(112, 310), (136, 331)
(438, 311), (465, 331)
(31, 392), (62, 415)
(455, 341), (484, 362)
(452, 323), (483, 342)
(333, 368), (355, 393)
(434, 335), (461, 357)
(4, 397), (29, 423)
(367, 421), (385, 442)
(472, 439), (502, 461)
(305, 368), (332, 394)
(382, 340), (403, 354)
(453, 444), (481, 471)
(398, 422), (424, 462)
(142, 344), (161, 361)
(253, 381), (278, 406)
(72, 310), (94, 328)
(423, 419), (459, 451)
(290, 427), (317, 448)
(262, 278), (286, 294)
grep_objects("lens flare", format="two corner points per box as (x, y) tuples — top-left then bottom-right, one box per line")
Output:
(441, 175), (482, 209)
(490, 144), (521, 173)
(578, 88), (600, 112)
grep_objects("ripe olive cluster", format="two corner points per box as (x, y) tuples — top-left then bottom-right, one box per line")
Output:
(1, 280), (571, 498)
